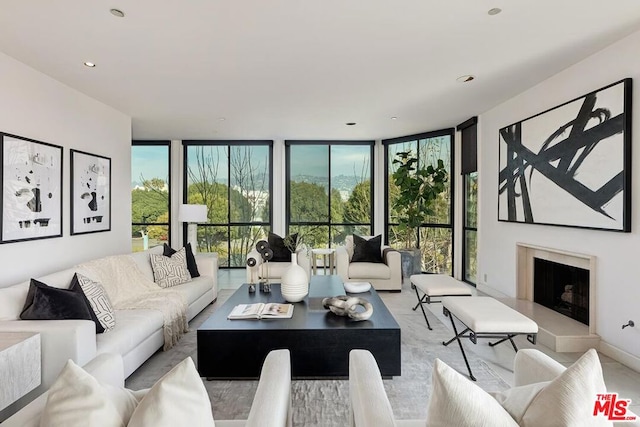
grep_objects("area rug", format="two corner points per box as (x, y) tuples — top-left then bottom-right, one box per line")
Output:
(126, 284), (509, 426)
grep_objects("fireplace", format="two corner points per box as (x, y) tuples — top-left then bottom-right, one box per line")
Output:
(533, 258), (589, 325)
(516, 243), (596, 335)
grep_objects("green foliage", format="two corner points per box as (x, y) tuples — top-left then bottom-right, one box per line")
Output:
(289, 181), (329, 222)
(131, 182), (169, 238)
(147, 213), (168, 240)
(344, 180), (371, 224)
(391, 150), (448, 248)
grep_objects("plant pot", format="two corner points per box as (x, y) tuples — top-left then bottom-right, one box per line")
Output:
(399, 249), (422, 279)
(281, 253), (309, 302)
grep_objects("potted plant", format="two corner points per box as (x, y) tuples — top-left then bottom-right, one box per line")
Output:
(391, 150), (448, 277)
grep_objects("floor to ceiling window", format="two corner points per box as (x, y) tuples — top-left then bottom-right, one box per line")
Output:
(384, 130), (454, 274)
(286, 141), (374, 248)
(131, 141), (171, 252)
(183, 141), (272, 267)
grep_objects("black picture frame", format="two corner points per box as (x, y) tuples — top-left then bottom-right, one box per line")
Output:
(70, 149), (111, 235)
(1, 132), (63, 243)
(498, 78), (632, 232)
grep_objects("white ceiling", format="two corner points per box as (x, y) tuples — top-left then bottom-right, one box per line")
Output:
(1, 1), (640, 141)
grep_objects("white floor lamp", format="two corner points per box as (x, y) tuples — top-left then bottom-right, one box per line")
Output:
(179, 204), (208, 253)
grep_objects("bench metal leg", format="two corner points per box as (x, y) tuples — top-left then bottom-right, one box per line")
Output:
(488, 335), (519, 352)
(442, 309), (476, 381)
(412, 285), (432, 330)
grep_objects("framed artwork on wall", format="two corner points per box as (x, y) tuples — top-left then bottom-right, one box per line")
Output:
(70, 149), (111, 235)
(1, 133), (63, 243)
(498, 78), (632, 232)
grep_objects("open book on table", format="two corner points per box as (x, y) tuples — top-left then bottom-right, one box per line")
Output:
(228, 303), (294, 320)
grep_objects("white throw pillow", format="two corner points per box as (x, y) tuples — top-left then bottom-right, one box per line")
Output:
(128, 357), (215, 427)
(74, 273), (116, 331)
(426, 358), (519, 427)
(41, 360), (141, 427)
(150, 247), (192, 288)
(520, 348), (611, 427)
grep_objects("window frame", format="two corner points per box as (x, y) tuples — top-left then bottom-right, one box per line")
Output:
(131, 140), (172, 248)
(383, 128), (455, 274)
(462, 172), (478, 285)
(182, 140), (273, 268)
(285, 140), (375, 247)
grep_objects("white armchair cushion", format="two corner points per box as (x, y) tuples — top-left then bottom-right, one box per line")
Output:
(426, 358), (518, 426)
(348, 262), (391, 279)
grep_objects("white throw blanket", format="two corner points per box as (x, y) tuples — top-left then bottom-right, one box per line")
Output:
(75, 255), (188, 350)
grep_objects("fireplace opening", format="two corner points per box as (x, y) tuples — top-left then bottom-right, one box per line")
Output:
(533, 258), (589, 325)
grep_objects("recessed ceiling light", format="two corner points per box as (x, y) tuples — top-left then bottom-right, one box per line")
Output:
(83, 61), (96, 68)
(391, 117), (398, 120)
(488, 8), (502, 16)
(110, 8), (125, 18)
(456, 75), (475, 83)
(218, 117), (226, 121)
(345, 122), (357, 126)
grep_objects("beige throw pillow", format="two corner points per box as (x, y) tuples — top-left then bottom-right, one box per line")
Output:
(150, 247), (191, 288)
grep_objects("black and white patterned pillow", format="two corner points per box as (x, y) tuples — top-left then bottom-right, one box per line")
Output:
(70, 273), (116, 332)
(150, 247), (192, 288)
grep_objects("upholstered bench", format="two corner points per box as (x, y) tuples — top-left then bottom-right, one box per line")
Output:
(410, 274), (472, 330)
(441, 296), (538, 381)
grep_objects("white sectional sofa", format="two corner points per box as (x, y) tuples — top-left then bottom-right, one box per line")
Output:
(0, 246), (218, 420)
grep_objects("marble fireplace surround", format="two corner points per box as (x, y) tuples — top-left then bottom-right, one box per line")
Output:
(516, 243), (596, 336)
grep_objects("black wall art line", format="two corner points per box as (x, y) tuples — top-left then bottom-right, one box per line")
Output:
(498, 78), (632, 232)
(71, 149), (111, 235)
(1, 133), (63, 243)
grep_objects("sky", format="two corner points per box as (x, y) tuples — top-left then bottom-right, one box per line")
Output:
(131, 145), (169, 186)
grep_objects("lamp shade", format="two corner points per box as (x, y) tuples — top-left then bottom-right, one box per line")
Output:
(179, 204), (208, 223)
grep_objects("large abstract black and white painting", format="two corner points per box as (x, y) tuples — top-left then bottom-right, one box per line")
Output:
(1, 133), (63, 243)
(498, 78), (632, 232)
(71, 149), (111, 235)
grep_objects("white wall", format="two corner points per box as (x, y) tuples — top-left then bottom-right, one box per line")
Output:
(477, 29), (640, 359)
(0, 52), (131, 288)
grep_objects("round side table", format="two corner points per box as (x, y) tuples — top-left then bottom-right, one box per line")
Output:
(311, 248), (335, 275)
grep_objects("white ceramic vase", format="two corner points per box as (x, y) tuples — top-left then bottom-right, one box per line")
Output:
(281, 253), (309, 302)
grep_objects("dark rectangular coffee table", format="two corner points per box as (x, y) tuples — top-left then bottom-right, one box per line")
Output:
(197, 275), (401, 379)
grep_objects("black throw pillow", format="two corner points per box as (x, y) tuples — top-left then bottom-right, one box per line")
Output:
(20, 279), (94, 322)
(69, 274), (105, 333)
(163, 243), (200, 278)
(268, 232), (297, 262)
(351, 234), (384, 263)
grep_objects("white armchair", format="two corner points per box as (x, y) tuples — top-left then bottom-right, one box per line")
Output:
(349, 348), (637, 427)
(4, 350), (292, 427)
(246, 247), (311, 284)
(336, 235), (402, 291)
